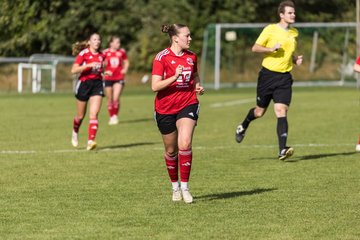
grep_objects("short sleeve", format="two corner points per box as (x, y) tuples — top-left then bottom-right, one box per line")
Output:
(74, 54), (84, 65)
(255, 25), (271, 46)
(152, 59), (164, 76)
(356, 56), (360, 65)
(193, 55), (198, 73)
(121, 49), (128, 60)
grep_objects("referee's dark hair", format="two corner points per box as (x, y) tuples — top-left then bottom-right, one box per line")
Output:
(278, 0), (295, 15)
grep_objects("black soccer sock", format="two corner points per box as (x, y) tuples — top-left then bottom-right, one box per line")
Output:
(277, 117), (288, 151)
(241, 108), (256, 129)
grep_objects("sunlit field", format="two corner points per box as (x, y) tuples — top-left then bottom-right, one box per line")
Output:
(0, 86), (359, 239)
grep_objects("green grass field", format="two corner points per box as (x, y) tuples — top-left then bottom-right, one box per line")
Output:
(0, 86), (359, 239)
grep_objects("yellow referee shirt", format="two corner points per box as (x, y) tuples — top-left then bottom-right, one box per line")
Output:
(255, 24), (298, 73)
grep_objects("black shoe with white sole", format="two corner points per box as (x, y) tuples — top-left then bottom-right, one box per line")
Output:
(278, 147), (294, 160)
(235, 124), (246, 143)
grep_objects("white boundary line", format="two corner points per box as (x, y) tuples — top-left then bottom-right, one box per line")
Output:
(0, 143), (355, 155)
(210, 98), (254, 108)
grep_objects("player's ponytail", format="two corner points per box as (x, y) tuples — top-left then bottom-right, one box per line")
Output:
(72, 41), (89, 56)
(161, 24), (187, 43)
(72, 33), (100, 56)
(161, 25), (171, 34)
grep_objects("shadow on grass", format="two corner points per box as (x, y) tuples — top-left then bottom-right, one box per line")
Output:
(287, 151), (357, 162)
(97, 142), (159, 150)
(119, 118), (154, 124)
(250, 151), (357, 162)
(195, 188), (277, 201)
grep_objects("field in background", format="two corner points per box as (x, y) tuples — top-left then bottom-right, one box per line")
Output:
(0, 86), (359, 239)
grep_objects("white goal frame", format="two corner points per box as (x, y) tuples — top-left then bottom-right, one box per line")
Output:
(18, 63), (56, 93)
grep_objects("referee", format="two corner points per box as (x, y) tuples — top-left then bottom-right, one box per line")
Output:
(235, 0), (303, 160)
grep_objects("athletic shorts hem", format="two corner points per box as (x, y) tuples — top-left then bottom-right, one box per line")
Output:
(155, 103), (200, 135)
(75, 79), (104, 101)
(104, 80), (125, 87)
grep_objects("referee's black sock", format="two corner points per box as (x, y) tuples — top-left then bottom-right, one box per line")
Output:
(277, 117), (288, 151)
(241, 108), (256, 129)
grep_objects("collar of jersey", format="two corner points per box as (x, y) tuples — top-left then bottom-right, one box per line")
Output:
(168, 47), (185, 57)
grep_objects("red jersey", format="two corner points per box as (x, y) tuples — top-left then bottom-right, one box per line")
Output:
(152, 48), (199, 114)
(103, 48), (128, 80)
(74, 48), (104, 82)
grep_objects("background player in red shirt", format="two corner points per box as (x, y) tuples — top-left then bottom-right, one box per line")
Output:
(103, 36), (130, 125)
(152, 24), (204, 203)
(71, 33), (108, 150)
(353, 57), (360, 152)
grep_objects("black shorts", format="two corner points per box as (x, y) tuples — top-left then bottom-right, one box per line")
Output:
(256, 67), (293, 108)
(75, 79), (104, 101)
(104, 80), (125, 87)
(155, 103), (200, 135)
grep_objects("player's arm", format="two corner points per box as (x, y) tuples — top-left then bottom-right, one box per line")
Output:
(354, 62), (360, 73)
(252, 43), (281, 53)
(193, 72), (204, 95)
(71, 62), (99, 74)
(151, 65), (183, 92)
(121, 59), (130, 74)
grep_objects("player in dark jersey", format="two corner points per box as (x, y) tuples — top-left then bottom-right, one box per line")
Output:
(152, 24), (204, 203)
(71, 33), (110, 151)
(103, 36), (130, 125)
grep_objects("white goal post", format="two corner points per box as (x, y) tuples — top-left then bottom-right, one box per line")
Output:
(17, 63), (56, 93)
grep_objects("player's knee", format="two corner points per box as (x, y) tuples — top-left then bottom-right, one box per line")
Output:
(178, 139), (192, 150)
(76, 114), (85, 120)
(165, 149), (178, 157)
(254, 108), (265, 118)
(274, 106), (288, 117)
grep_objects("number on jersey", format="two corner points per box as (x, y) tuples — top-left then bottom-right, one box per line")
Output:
(176, 70), (191, 83)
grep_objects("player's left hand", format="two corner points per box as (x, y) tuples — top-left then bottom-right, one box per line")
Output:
(295, 55), (303, 66)
(196, 85), (205, 95)
(104, 70), (113, 76)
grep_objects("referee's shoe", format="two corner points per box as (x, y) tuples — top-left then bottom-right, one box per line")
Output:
(235, 124), (246, 143)
(278, 147), (294, 160)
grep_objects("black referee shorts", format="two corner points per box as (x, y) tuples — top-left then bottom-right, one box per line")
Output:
(155, 103), (200, 135)
(256, 67), (293, 108)
(75, 79), (104, 101)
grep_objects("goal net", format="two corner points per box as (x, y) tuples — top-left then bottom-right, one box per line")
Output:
(200, 22), (359, 89)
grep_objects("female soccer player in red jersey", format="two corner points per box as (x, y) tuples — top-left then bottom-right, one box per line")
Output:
(103, 36), (130, 125)
(71, 33), (108, 151)
(152, 24), (204, 203)
(353, 57), (360, 152)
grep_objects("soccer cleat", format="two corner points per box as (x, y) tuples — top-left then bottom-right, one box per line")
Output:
(108, 115), (119, 125)
(235, 124), (246, 143)
(172, 188), (182, 202)
(356, 144), (360, 152)
(278, 147), (294, 160)
(86, 140), (97, 151)
(71, 131), (78, 147)
(181, 188), (193, 204)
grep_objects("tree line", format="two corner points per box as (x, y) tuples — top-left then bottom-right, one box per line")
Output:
(0, 0), (355, 71)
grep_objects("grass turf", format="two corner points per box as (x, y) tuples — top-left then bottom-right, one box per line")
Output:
(0, 86), (359, 239)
